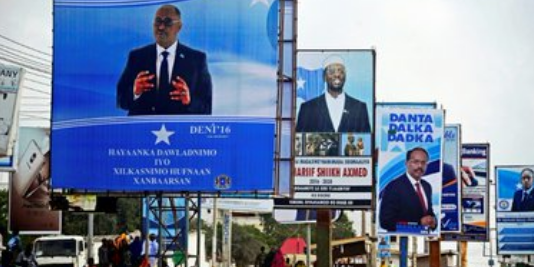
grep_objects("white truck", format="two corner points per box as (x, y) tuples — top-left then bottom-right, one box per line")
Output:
(33, 235), (94, 267)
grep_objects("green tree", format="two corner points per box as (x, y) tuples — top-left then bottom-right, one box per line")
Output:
(63, 197), (141, 235)
(0, 190), (8, 230)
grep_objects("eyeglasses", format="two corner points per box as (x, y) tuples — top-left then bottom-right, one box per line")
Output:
(154, 17), (180, 27)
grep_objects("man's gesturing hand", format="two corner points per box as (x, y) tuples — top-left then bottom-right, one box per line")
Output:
(134, 71), (155, 95)
(171, 76), (191, 105)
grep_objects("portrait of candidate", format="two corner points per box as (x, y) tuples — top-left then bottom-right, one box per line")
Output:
(296, 56), (371, 133)
(117, 5), (212, 116)
(511, 168), (534, 212)
(379, 147), (437, 232)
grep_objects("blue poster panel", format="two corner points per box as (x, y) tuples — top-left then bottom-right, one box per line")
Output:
(441, 125), (462, 232)
(376, 107), (444, 237)
(290, 50), (375, 209)
(496, 166), (534, 255)
(442, 144), (490, 241)
(142, 197), (187, 250)
(51, 0), (278, 191)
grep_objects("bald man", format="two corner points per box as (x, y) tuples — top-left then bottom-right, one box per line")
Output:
(117, 5), (212, 115)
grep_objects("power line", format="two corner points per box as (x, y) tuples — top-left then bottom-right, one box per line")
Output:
(0, 34), (52, 57)
(0, 43), (51, 65)
(0, 55), (51, 74)
(0, 50), (51, 72)
(23, 85), (51, 95)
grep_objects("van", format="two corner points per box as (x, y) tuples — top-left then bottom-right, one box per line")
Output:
(33, 235), (88, 267)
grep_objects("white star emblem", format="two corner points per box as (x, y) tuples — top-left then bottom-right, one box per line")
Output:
(152, 124), (175, 145)
(297, 77), (306, 90)
(250, 0), (269, 7)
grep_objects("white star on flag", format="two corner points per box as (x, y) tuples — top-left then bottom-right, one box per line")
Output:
(296, 77), (306, 90)
(152, 124), (175, 145)
(250, 0), (269, 7)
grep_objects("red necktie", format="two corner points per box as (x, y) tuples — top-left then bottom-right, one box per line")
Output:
(415, 182), (427, 213)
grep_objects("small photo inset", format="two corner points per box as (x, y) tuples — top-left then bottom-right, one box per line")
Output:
(295, 133), (303, 156)
(341, 133), (369, 156)
(305, 133), (340, 157)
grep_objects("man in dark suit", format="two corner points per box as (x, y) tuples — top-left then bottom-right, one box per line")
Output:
(296, 59), (370, 133)
(117, 5), (212, 115)
(511, 168), (534, 212)
(379, 147), (437, 232)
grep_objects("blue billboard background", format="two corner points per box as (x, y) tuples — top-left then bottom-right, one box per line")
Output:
(52, 0), (278, 191)
(441, 125), (461, 232)
(496, 166), (534, 255)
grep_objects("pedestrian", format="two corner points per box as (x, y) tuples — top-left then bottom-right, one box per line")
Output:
(254, 246), (266, 267)
(98, 238), (109, 267)
(15, 244), (37, 267)
(271, 248), (285, 267)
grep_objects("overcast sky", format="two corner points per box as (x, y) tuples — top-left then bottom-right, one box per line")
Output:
(2, 0), (532, 167)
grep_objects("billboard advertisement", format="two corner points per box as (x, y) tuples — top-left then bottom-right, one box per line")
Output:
(289, 50), (374, 209)
(443, 143), (490, 241)
(441, 125), (462, 232)
(376, 107), (444, 237)
(9, 127), (61, 234)
(51, 0), (278, 191)
(496, 166), (534, 254)
(143, 197), (187, 250)
(0, 65), (24, 160)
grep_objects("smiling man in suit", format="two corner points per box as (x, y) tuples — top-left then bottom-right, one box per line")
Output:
(296, 57), (370, 133)
(379, 147), (437, 232)
(117, 5), (212, 115)
(511, 168), (534, 212)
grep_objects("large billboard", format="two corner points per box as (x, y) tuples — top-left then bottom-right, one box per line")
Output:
(443, 143), (490, 241)
(51, 0), (278, 191)
(0, 65), (24, 160)
(286, 50), (374, 209)
(495, 166), (534, 255)
(376, 107), (444, 237)
(441, 125), (462, 232)
(9, 127), (61, 234)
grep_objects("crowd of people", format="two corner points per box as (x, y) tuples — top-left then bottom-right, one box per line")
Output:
(96, 233), (159, 267)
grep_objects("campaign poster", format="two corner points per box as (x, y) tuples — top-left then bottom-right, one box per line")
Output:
(52, 0), (278, 191)
(0, 65), (24, 159)
(376, 107), (444, 237)
(441, 125), (462, 232)
(442, 144), (490, 241)
(289, 50), (374, 209)
(9, 127), (61, 234)
(496, 166), (534, 255)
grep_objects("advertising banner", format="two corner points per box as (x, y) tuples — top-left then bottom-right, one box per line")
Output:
(0, 65), (24, 160)
(9, 127), (61, 234)
(51, 0), (278, 191)
(441, 125), (462, 232)
(376, 107), (444, 237)
(443, 143), (490, 241)
(143, 197), (186, 250)
(289, 50), (374, 209)
(496, 166), (534, 255)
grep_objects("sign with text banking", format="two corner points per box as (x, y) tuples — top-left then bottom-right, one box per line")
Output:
(51, 0), (278, 191)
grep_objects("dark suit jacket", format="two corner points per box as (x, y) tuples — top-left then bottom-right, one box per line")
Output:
(296, 93), (371, 132)
(379, 174), (436, 232)
(511, 189), (534, 212)
(117, 42), (212, 115)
